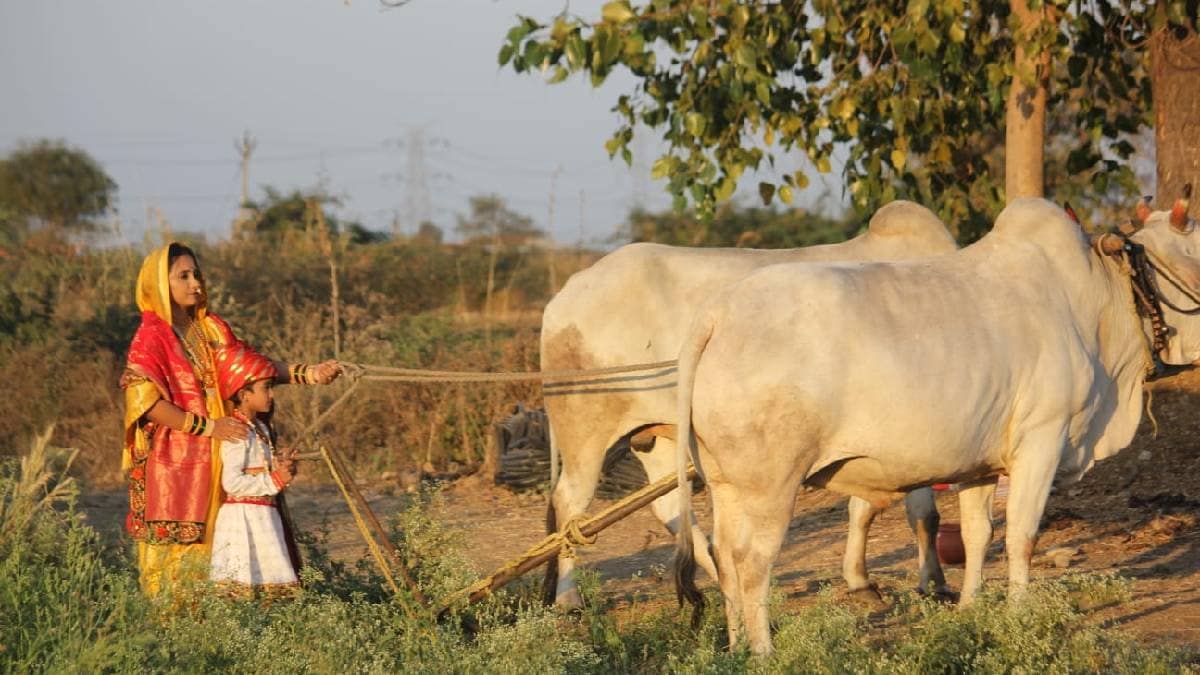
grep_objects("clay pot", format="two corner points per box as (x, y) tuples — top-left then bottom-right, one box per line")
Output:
(936, 522), (965, 566)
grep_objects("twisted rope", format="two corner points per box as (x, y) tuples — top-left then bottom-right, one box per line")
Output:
(339, 359), (677, 384)
(437, 465), (697, 615)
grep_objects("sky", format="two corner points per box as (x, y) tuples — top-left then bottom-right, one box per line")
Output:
(0, 0), (845, 249)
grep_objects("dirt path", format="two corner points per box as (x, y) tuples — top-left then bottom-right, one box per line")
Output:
(78, 369), (1200, 650)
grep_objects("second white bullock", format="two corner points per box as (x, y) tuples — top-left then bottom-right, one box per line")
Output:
(540, 201), (958, 606)
(673, 197), (1200, 655)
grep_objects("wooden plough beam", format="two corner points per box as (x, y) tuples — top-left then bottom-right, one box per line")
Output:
(437, 465), (697, 616)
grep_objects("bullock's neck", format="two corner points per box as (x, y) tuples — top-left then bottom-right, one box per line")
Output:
(1082, 252), (1153, 466)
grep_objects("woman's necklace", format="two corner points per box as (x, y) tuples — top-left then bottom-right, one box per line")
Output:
(174, 319), (216, 389)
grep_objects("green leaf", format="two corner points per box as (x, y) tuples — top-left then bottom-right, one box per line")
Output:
(735, 44), (758, 68)
(551, 17), (571, 41)
(816, 156), (832, 174)
(601, 1), (634, 23)
(498, 44), (515, 66)
(891, 149), (907, 172)
(506, 23), (534, 43)
(651, 157), (673, 180)
(685, 112), (707, 138)
(833, 97), (857, 120)
(715, 177), (736, 202)
(548, 66), (569, 84)
(566, 37), (586, 70)
(758, 181), (775, 205)
(778, 185), (794, 205)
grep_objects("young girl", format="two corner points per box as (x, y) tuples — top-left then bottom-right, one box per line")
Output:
(209, 340), (301, 596)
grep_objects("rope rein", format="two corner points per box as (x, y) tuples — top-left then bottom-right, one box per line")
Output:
(338, 359), (677, 384)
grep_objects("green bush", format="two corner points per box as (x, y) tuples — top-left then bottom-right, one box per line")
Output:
(1, 434), (1195, 674)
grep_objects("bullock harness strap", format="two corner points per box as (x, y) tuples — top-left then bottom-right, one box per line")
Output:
(1097, 234), (1170, 377)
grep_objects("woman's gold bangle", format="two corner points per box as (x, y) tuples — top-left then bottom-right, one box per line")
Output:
(182, 412), (213, 437)
(290, 363), (311, 385)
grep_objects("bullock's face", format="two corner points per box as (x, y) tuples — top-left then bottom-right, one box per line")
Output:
(1130, 200), (1200, 364)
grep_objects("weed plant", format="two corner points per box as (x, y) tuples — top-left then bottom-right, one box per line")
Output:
(1, 435), (1196, 673)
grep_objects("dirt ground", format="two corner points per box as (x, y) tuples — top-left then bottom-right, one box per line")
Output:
(77, 368), (1200, 650)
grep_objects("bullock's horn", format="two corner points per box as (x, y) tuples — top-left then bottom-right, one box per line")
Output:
(1171, 183), (1192, 231)
(1135, 196), (1152, 225)
(1091, 232), (1125, 256)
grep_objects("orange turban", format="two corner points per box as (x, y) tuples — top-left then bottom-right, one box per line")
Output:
(214, 341), (276, 401)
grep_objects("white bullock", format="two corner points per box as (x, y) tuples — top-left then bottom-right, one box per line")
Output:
(673, 196), (1200, 655)
(541, 201), (958, 606)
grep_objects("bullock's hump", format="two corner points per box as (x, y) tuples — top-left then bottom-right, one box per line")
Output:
(864, 200), (956, 251)
(991, 198), (1087, 255)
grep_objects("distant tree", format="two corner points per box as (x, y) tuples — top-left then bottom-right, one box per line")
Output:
(456, 194), (543, 317)
(345, 222), (390, 245)
(624, 202), (853, 248)
(455, 194), (543, 246)
(0, 140), (116, 232)
(244, 187), (383, 243)
(415, 220), (444, 245)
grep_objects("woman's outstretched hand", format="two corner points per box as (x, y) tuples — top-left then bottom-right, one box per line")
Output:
(310, 360), (342, 385)
(211, 416), (250, 443)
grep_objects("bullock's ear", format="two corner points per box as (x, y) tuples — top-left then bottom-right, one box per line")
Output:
(1170, 183), (1193, 232)
(1135, 196), (1152, 225)
(1063, 202), (1081, 225)
(1118, 220), (1138, 236)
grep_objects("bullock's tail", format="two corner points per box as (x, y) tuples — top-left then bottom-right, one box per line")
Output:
(674, 309), (713, 627)
(542, 425), (561, 606)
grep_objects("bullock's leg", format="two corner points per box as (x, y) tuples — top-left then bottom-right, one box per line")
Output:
(904, 487), (951, 597)
(547, 431), (615, 607)
(639, 437), (720, 581)
(708, 482), (745, 648)
(955, 480), (996, 604)
(1004, 437), (1062, 598)
(842, 497), (880, 595)
(731, 486), (798, 656)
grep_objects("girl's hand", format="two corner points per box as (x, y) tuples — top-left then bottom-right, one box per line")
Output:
(310, 360), (342, 385)
(275, 448), (299, 479)
(211, 416), (250, 442)
(276, 457), (297, 480)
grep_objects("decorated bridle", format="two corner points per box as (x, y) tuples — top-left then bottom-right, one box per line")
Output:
(1086, 185), (1196, 378)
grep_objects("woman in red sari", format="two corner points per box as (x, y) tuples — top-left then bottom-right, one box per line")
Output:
(121, 242), (339, 595)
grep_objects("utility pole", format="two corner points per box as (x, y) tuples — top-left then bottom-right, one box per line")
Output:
(577, 189), (586, 269)
(232, 131), (257, 239)
(546, 165), (563, 295)
(401, 126), (435, 237)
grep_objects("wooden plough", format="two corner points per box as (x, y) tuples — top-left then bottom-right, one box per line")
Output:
(295, 358), (689, 619)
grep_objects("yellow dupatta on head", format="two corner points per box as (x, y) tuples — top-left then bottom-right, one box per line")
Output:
(122, 242), (232, 594)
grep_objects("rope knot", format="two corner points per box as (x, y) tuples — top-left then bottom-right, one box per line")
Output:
(338, 361), (366, 382)
(556, 517), (597, 559)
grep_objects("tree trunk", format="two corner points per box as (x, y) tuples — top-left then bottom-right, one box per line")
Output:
(1151, 14), (1200, 212)
(1005, 0), (1050, 202)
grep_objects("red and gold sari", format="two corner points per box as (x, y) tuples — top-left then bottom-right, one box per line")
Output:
(121, 243), (241, 595)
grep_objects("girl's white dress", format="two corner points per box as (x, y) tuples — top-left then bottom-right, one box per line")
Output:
(209, 421), (298, 588)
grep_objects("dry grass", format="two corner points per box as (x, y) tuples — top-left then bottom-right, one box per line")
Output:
(0, 230), (586, 487)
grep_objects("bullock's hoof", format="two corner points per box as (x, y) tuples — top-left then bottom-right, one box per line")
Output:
(553, 587), (584, 610)
(844, 582), (889, 611)
(918, 585), (959, 604)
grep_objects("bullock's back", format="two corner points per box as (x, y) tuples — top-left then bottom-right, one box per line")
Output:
(541, 201), (954, 370)
(688, 200), (1109, 476)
